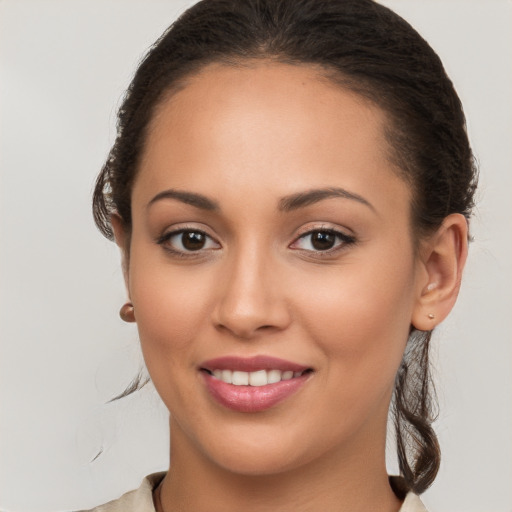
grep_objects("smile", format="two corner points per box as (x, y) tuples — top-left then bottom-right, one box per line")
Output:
(208, 369), (308, 386)
(200, 356), (313, 412)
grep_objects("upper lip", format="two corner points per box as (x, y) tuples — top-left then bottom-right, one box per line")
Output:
(200, 355), (311, 373)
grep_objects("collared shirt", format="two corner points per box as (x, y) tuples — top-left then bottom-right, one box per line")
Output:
(79, 472), (428, 512)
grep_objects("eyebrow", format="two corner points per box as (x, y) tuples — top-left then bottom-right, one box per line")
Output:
(147, 186), (375, 214)
(147, 189), (220, 211)
(278, 187), (375, 213)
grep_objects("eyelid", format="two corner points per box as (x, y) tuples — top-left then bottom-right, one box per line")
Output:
(289, 224), (356, 254)
(156, 221), (218, 239)
(156, 224), (221, 255)
(294, 220), (355, 235)
(154, 222), (355, 258)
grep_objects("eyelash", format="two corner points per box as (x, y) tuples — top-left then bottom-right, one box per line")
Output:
(156, 228), (219, 258)
(290, 228), (356, 256)
(156, 227), (356, 258)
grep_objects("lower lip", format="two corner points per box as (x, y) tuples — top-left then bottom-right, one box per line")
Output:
(202, 372), (311, 413)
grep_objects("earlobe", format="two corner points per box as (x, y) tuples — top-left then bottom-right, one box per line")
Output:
(412, 214), (468, 331)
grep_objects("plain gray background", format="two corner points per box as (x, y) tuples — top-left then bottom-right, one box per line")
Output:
(1, 1), (511, 511)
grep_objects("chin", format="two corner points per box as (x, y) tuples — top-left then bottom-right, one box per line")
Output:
(194, 422), (328, 477)
(210, 446), (306, 476)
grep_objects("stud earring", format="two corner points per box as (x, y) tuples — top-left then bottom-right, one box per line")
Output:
(428, 313), (435, 320)
(119, 302), (136, 323)
(426, 282), (438, 292)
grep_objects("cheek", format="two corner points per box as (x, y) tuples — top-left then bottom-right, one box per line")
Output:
(128, 252), (216, 376)
(294, 251), (416, 385)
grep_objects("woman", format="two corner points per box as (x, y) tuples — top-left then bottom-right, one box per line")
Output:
(79, 0), (477, 510)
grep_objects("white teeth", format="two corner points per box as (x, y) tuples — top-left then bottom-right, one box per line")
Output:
(221, 369), (232, 384)
(249, 370), (267, 387)
(211, 368), (306, 386)
(267, 369), (282, 384)
(232, 371), (249, 385)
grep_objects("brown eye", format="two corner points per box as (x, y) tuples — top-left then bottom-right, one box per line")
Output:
(310, 231), (336, 250)
(181, 231), (206, 250)
(290, 228), (356, 253)
(158, 229), (221, 254)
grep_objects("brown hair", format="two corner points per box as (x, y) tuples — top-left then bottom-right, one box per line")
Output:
(93, 0), (477, 494)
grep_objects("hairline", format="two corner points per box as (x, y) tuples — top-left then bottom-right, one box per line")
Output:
(126, 57), (425, 254)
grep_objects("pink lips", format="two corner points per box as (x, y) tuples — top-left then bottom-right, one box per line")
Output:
(200, 355), (312, 413)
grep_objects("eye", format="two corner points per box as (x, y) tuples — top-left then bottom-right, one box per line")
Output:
(291, 229), (355, 252)
(158, 229), (220, 254)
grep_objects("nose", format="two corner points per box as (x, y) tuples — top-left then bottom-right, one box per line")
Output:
(212, 246), (291, 340)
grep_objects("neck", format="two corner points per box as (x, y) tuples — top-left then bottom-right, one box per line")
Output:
(156, 418), (402, 512)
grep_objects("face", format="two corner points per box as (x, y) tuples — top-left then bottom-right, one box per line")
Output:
(124, 62), (425, 475)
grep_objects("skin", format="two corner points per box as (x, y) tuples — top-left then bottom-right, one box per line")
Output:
(113, 61), (468, 512)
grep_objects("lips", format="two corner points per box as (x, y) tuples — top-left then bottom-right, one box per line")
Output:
(200, 356), (313, 412)
(201, 355), (309, 373)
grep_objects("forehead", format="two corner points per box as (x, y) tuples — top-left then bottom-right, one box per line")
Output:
(135, 61), (410, 217)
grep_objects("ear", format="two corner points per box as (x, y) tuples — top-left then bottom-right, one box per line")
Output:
(110, 213), (131, 294)
(412, 213), (469, 331)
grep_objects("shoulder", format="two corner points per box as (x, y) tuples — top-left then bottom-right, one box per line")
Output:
(390, 476), (429, 512)
(399, 493), (428, 512)
(76, 472), (165, 512)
